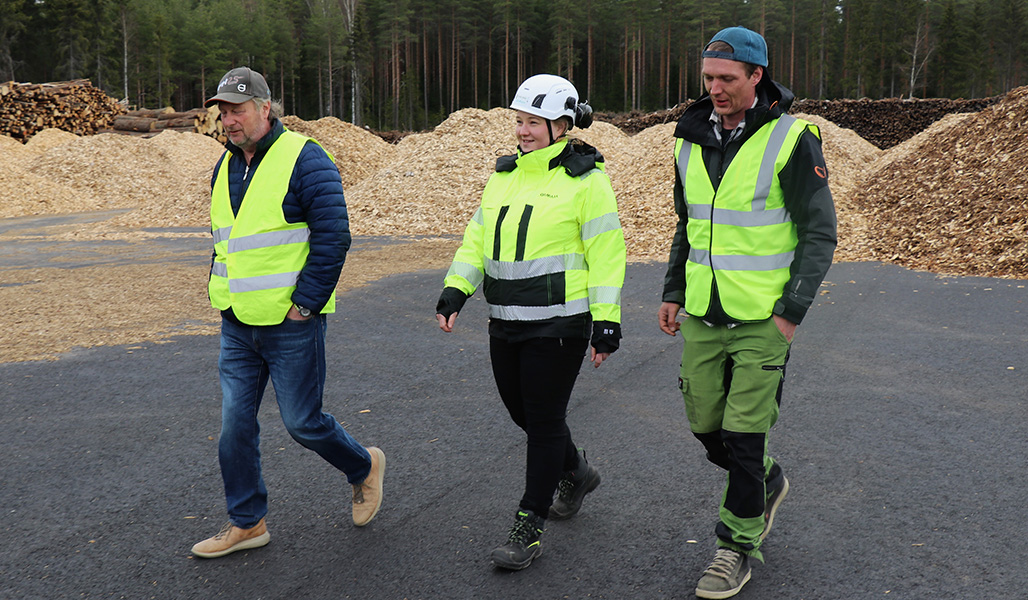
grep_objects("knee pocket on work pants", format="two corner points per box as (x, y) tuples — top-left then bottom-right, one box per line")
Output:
(680, 372), (729, 434)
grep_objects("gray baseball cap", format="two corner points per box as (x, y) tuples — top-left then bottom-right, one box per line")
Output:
(204, 67), (271, 107)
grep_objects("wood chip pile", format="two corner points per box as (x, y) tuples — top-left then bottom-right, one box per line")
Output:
(281, 115), (397, 190)
(860, 86), (1028, 277)
(2, 89), (1027, 279)
(0, 79), (126, 141)
(792, 113), (882, 262)
(0, 129), (224, 222)
(597, 122), (677, 261)
(346, 108), (516, 239)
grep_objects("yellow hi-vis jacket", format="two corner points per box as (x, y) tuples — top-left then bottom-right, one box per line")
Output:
(208, 130), (336, 325)
(675, 114), (817, 321)
(444, 139), (626, 326)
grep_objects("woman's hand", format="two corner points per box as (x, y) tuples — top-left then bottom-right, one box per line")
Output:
(436, 312), (458, 332)
(590, 347), (609, 368)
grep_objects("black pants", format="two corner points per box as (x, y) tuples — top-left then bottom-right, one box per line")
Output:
(490, 336), (588, 518)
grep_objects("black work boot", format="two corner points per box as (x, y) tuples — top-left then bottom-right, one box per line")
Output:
(548, 449), (601, 520)
(490, 509), (545, 570)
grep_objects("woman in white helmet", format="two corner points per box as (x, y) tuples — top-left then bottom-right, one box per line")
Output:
(436, 74), (627, 570)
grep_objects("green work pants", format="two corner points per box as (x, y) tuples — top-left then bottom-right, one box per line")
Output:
(679, 316), (791, 558)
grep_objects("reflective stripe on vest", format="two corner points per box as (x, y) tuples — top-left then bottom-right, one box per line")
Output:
(676, 115), (815, 321)
(209, 130), (336, 325)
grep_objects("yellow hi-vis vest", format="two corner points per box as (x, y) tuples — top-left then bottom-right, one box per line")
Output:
(444, 139), (625, 324)
(208, 130), (336, 325)
(675, 114), (818, 321)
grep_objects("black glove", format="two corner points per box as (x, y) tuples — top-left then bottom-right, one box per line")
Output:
(436, 287), (470, 319)
(591, 320), (621, 354)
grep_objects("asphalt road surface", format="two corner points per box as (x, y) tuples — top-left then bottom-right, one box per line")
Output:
(2, 236), (1025, 600)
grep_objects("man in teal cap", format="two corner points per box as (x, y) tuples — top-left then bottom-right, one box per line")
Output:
(658, 26), (837, 598)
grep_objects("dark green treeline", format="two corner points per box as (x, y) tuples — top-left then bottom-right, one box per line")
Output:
(1, 0), (1025, 130)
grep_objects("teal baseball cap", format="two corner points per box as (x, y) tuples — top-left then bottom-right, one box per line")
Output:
(702, 26), (769, 67)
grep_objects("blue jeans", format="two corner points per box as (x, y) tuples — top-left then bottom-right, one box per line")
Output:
(218, 314), (371, 529)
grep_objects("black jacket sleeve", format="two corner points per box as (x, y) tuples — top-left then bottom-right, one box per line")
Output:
(436, 286), (470, 319)
(774, 128), (837, 324)
(662, 164), (689, 306)
(591, 321), (622, 354)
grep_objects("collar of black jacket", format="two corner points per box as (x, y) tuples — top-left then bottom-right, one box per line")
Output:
(674, 77), (794, 147)
(494, 139), (604, 177)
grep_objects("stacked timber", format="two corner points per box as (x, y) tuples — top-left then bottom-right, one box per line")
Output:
(0, 79), (126, 141)
(111, 105), (225, 142)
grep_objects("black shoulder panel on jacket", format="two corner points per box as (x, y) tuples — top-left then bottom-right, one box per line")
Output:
(558, 140), (604, 177)
(495, 154), (518, 172)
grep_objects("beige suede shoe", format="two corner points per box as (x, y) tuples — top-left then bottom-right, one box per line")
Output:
(352, 446), (385, 526)
(191, 518), (270, 558)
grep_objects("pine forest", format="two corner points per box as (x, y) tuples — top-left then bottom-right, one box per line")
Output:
(1, 0), (1026, 131)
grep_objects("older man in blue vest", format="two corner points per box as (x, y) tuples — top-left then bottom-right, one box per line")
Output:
(192, 67), (385, 558)
(658, 27), (836, 598)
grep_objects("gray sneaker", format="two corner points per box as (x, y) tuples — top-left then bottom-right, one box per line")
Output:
(695, 548), (751, 599)
(760, 476), (789, 541)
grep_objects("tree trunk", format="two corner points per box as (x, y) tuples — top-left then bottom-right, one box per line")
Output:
(504, 17), (510, 105)
(121, 8), (129, 102)
(516, 21), (522, 87)
(789, 0), (795, 90)
(327, 35), (334, 117)
(423, 25), (430, 128)
(820, 0), (828, 98)
(587, 20), (594, 101)
(453, 16), (459, 111)
(623, 24), (628, 110)
(339, 0), (361, 126)
(392, 28), (400, 128)
(664, 23), (670, 108)
(437, 22), (445, 115)
(317, 58), (324, 118)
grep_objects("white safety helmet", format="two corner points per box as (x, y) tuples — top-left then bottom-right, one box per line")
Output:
(510, 74), (583, 129)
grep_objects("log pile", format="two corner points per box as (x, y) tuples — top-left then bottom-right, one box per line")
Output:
(0, 79), (126, 141)
(110, 105), (225, 141)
